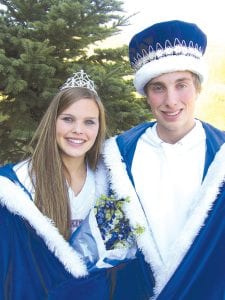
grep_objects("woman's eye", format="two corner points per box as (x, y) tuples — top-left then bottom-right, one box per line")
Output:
(62, 116), (73, 122)
(85, 119), (95, 125)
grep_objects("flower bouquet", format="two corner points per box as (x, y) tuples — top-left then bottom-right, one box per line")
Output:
(94, 194), (144, 250)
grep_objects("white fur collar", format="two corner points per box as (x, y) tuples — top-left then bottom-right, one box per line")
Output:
(103, 137), (225, 298)
(0, 176), (88, 278)
(103, 137), (164, 276)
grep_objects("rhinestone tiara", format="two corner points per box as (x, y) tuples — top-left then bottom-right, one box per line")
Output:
(60, 70), (97, 93)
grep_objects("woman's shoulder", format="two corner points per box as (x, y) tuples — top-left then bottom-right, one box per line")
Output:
(0, 159), (34, 201)
(0, 160), (29, 179)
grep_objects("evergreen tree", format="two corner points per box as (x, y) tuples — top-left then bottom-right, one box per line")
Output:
(0, 0), (151, 163)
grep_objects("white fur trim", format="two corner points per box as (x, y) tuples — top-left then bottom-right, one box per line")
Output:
(151, 142), (225, 298)
(134, 55), (208, 95)
(0, 176), (88, 278)
(103, 137), (166, 282)
(95, 159), (109, 197)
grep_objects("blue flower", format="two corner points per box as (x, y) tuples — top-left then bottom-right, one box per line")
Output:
(94, 194), (144, 250)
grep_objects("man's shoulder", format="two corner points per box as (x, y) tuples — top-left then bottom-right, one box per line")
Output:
(201, 121), (225, 140)
(115, 122), (155, 159)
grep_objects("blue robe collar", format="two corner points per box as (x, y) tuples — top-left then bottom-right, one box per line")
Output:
(116, 121), (225, 183)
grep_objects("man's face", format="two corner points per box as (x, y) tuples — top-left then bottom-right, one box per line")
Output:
(145, 71), (199, 143)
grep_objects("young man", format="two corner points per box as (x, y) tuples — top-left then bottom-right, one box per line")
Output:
(103, 20), (225, 299)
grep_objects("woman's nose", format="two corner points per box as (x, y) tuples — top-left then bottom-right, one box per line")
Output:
(72, 122), (83, 134)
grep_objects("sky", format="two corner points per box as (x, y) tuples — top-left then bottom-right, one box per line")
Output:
(118, 0), (224, 46)
(1, 1), (223, 45)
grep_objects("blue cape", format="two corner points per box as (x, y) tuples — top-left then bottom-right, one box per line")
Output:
(113, 121), (225, 299)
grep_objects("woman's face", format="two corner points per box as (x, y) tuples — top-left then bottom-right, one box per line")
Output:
(56, 98), (99, 163)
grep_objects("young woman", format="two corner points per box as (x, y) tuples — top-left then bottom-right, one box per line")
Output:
(0, 71), (123, 299)
(0, 69), (153, 300)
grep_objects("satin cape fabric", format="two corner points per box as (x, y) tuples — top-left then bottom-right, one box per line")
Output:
(114, 121), (225, 299)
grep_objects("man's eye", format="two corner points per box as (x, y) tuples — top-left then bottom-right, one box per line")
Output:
(152, 85), (163, 92)
(177, 83), (187, 89)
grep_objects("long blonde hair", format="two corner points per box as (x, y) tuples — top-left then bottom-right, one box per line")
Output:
(28, 87), (106, 239)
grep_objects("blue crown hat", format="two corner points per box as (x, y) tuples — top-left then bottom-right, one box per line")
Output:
(129, 20), (208, 95)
